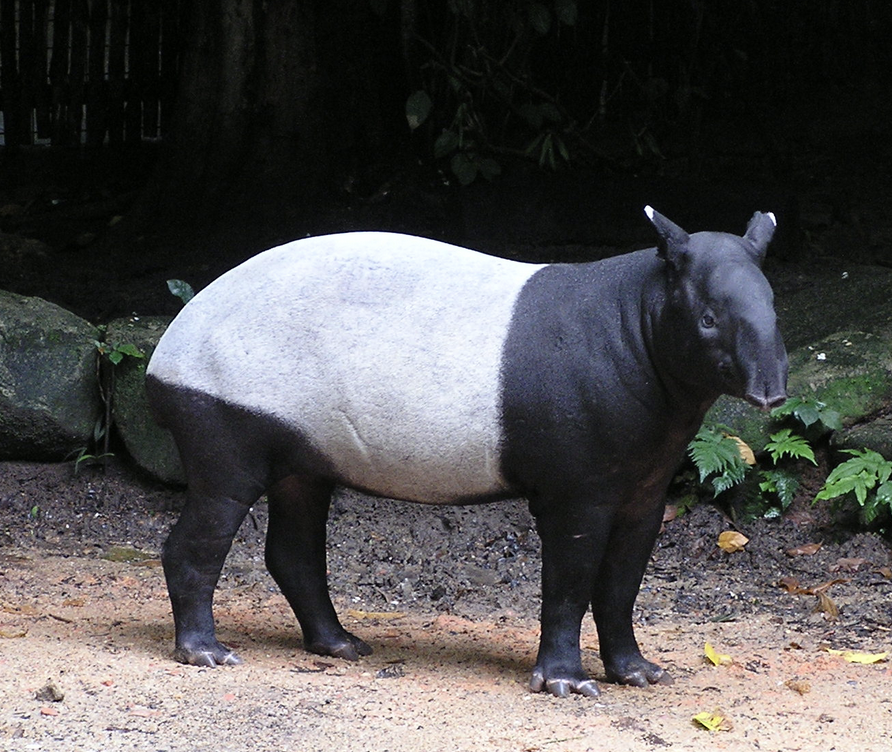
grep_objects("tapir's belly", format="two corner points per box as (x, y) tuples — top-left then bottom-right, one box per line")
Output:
(148, 233), (544, 503)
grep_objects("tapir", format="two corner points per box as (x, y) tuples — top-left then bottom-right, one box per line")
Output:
(145, 206), (787, 698)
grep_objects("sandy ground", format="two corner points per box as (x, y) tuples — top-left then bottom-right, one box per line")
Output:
(2, 550), (892, 752)
(2, 461), (892, 751)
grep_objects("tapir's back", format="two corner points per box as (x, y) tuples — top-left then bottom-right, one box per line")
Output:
(148, 232), (544, 503)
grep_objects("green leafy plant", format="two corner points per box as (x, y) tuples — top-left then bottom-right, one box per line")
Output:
(94, 340), (145, 366)
(167, 279), (195, 306)
(815, 449), (892, 525)
(771, 396), (842, 438)
(76, 338), (147, 473)
(686, 423), (817, 520)
(688, 425), (750, 498)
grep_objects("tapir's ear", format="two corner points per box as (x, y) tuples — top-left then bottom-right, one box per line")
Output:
(743, 211), (777, 264)
(644, 205), (690, 270)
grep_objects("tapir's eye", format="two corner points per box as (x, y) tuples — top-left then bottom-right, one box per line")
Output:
(701, 313), (717, 329)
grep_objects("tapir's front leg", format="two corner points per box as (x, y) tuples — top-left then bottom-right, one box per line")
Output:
(530, 502), (613, 698)
(590, 497), (668, 687)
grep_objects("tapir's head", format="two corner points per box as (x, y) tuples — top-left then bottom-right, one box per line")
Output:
(645, 206), (788, 411)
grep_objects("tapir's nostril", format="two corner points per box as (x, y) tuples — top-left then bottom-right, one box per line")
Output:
(767, 394), (788, 410)
(745, 392), (788, 412)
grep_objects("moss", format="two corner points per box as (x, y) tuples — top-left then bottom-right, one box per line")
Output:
(811, 371), (892, 426)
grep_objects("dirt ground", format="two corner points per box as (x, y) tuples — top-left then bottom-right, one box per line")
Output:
(1, 458), (891, 752)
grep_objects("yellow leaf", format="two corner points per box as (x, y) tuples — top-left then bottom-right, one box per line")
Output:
(717, 531), (749, 553)
(693, 711), (729, 732)
(728, 435), (756, 465)
(347, 609), (406, 621)
(704, 642), (733, 666)
(827, 649), (889, 664)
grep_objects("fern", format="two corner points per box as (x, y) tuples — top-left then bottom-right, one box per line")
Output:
(758, 468), (800, 511)
(764, 429), (817, 465)
(816, 449), (892, 515)
(688, 426), (750, 498)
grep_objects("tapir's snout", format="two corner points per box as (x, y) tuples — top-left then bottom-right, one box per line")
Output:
(737, 316), (788, 412)
(745, 390), (788, 412)
(742, 333), (788, 412)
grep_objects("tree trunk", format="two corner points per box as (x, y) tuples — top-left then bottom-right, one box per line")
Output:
(156, 1), (320, 218)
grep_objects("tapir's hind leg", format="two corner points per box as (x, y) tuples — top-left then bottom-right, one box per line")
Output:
(265, 475), (372, 661)
(163, 491), (252, 667)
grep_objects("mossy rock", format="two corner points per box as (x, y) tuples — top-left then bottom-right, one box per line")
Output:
(787, 331), (892, 425)
(0, 291), (102, 459)
(105, 316), (184, 485)
(832, 418), (892, 460)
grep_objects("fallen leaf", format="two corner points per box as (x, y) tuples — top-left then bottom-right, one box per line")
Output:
(692, 711), (731, 732)
(61, 598), (86, 608)
(831, 557), (867, 573)
(785, 542), (822, 557)
(729, 435), (757, 465)
(814, 591), (839, 619)
(717, 531), (749, 553)
(784, 678), (811, 694)
(704, 642), (733, 666)
(810, 578), (848, 595)
(0, 627), (27, 639)
(347, 609), (406, 621)
(876, 566), (892, 580)
(827, 649), (889, 664)
(39, 706), (60, 717)
(778, 576), (803, 593)
(663, 505), (678, 523)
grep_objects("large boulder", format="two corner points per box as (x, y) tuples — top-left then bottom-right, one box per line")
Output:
(0, 291), (102, 459)
(105, 316), (184, 485)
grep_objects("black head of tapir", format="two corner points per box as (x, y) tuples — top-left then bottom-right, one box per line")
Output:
(146, 207), (788, 701)
(645, 205), (788, 412)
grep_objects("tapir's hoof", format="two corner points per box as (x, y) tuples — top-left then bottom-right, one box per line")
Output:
(306, 632), (373, 661)
(605, 657), (668, 688)
(174, 640), (243, 668)
(530, 667), (601, 698)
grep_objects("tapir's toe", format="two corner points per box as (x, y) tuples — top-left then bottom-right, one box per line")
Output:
(174, 640), (243, 668)
(306, 631), (373, 662)
(530, 667), (601, 698)
(604, 656), (669, 687)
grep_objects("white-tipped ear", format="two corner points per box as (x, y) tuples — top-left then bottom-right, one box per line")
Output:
(644, 205), (690, 270)
(743, 211), (777, 263)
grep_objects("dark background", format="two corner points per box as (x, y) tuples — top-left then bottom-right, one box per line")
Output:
(1, 0), (890, 322)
